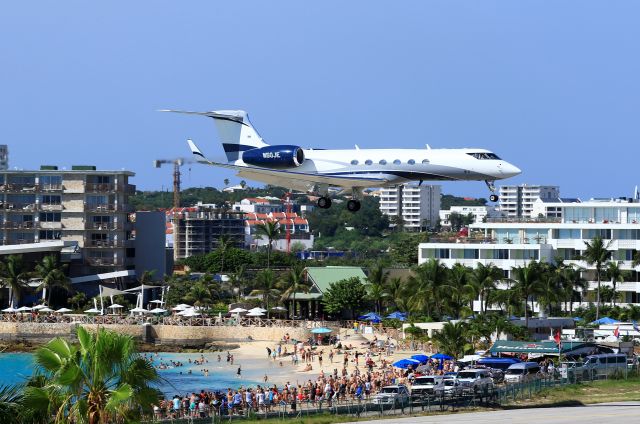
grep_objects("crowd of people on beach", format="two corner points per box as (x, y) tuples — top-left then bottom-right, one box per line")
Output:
(150, 332), (460, 420)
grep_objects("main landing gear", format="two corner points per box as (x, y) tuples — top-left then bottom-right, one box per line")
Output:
(347, 199), (361, 212)
(485, 180), (499, 202)
(317, 196), (332, 209)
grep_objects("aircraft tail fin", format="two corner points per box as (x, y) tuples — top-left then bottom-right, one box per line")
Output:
(161, 109), (267, 162)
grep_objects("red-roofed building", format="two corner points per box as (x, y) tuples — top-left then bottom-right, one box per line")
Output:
(245, 211), (313, 251)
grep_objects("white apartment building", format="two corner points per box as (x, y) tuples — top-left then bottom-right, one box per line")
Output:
(499, 184), (560, 218)
(380, 184), (441, 231)
(0, 146), (8, 170)
(419, 197), (640, 311)
(439, 205), (503, 229)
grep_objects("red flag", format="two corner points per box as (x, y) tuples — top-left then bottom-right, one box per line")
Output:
(554, 329), (561, 345)
(614, 326), (620, 338)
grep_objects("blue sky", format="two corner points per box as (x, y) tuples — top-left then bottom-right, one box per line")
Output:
(1, 1), (639, 199)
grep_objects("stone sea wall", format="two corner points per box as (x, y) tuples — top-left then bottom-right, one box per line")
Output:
(0, 322), (310, 347)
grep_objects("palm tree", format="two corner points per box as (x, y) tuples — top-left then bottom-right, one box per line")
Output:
(385, 277), (405, 311)
(217, 235), (235, 273)
(34, 255), (70, 306)
(0, 384), (22, 423)
(23, 327), (160, 424)
(430, 321), (471, 359)
(470, 263), (503, 314)
(184, 281), (214, 307)
(228, 264), (247, 302)
(255, 221), (281, 268)
(582, 236), (612, 320)
(0, 255), (30, 308)
(223, 178), (230, 187)
(511, 261), (543, 328)
(559, 266), (587, 314)
(367, 264), (390, 313)
(250, 269), (281, 311)
(280, 263), (309, 318)
(138, 269), (156, 285)
(605, 261), (629, 307)
(442, 263), (475, 318)
(408, 259), (448, 318)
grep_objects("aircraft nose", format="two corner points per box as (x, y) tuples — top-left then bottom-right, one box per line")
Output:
(501, 163), (521, 178)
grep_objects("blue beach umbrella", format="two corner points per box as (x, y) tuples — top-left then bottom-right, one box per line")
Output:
(311, 327), (332, 334)
(386, 312), (407, 321)
(411, 354), (430, 363)
(393, 358), (421, 369)
(359, 312), (383, 322)
(590, 316), (619, 325)
(431, 353), (454, 360)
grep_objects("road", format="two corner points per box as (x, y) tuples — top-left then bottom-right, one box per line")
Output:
(356, 402), (640, 424)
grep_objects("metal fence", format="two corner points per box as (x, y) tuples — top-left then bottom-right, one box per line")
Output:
(143, 366), (640, 423)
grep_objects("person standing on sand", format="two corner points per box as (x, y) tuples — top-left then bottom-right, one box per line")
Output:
(237, 365), (242, 378)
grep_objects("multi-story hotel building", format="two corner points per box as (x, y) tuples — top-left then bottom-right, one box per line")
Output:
(380, 184), (441, 231)
(419, 197), (640, 311)
(0, 166), (135, 276)
(499, 184), (560, 218)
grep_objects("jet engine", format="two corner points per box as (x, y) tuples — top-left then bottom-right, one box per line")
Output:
(242, 145), (305, 169)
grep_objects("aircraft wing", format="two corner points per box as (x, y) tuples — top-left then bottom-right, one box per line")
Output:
(187, 139), (387, 189)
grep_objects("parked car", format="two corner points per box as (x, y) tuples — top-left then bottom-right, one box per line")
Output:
(410, 375), (444, 398)
(371, 384), (411, 405)
(579, 354), (628, 379)
(433, 378), (463, 396)
(456, 368), (494, 392)
(504, 362), (541, 384)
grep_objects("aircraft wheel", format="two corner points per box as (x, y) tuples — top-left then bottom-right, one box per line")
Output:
(347, 199), (361, 212)
(489, 194), (499, 202)
(317, 196), (332, 209)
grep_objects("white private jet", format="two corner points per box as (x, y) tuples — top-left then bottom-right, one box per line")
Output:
(163, 110), (521, 212)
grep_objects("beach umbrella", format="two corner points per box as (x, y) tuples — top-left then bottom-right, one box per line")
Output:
(229, 307), (247, 313)
(172, 304), (191, 311)
(130, 307), (149, 314)
(107, 304), (124, 309)
(246, 311), (265, 317)
(177, 308), (200, 317)
(590, 316), (618, 325)
(32, 304), (47, 310)
(359, 312), (383, 322)
(55, 308), (72, 314)
(411, 354), (430, 363)
(250, 307), (267, 313)
(16, 306), (33, 312)
(2, 306), (17, 313)
(84, 308), (101, 314)
(271, 306), (287, 311)
(149, 299), (165, 304)
(150, 307), (167, 314)
(431, 353), (454, 360)
(393, 358), (421, 369)
(386, 312), (407, 321)
(38, 307), (54, 313)
(311, 327), (332, 334)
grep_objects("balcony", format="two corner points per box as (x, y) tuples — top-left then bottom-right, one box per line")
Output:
(40, 184), (63, 192)
(85, 257), (124, 266)
(485, 217), (562, 224)
(85, 222), (129, 231)
(1, 183), (39, 193)
(84, 204), (133, 213)
(85, 183), (119, 193)
(38, 221), (62, 230)
(2, 203), (38, 212)
(39, 203), (63, 211)
(0, 221), (35, 230)
(86, 240), (127, 248)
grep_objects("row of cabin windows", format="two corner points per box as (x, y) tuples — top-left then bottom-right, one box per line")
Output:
(350, 159), (429, 166)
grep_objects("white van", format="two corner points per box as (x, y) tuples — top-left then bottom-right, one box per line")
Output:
(456, 369), (494, 392)
(504, 362), (541, 384)
(580, 354), (628, 379)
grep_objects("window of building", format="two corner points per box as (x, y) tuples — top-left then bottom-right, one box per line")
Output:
(408, 159), (415, 165)
(39, 230), (61, 240)
(92, 215), (111, 224)
(96, 176), (111, 184)
(522, 249), (539, 260)
(379, 159), (387, 165)
(41, 195), (61, 205)
(126, 248), (135, 258)
(40, 175), (62, 187)
(463, 249), (479, 259)
(365, 160), (373, 165)
(493, 249), (509, 260)
(393, 159), (401, 165)
(39, 212), (61, 222)
(351, 160), (359, 165)
(435, 249), (450, 259)
(584, 228), (612, 239)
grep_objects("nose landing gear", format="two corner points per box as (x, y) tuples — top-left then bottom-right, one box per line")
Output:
(485, 180), (499, 202)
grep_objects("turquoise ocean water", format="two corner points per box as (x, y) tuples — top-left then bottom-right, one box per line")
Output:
(0, 352), (264, 398)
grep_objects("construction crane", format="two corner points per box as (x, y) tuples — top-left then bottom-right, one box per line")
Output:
(153, 158), (193, 208)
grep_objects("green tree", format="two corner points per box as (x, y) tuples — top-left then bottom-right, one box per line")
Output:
(0, 255), (31, 308)
(23, 327), (160, 424)
(68, 292), (88, 312)
(255, 221), (282, 268)
(184, 281), (214, 307)
(34, 255), (70, 306)
(389, 233), (427, 265)
(228, 264), (247, 302)
(605, 261), (629, 307)
(470, 263), (503, 314)
(582, 236), (612, 320)
(250, 269), (281, 311)
(366, 264), (390, 313)
(408, 259), (449, 319)
(216, 235), (235, 273)
(223, 178), (230, 187)
(0, 384), (22, 423)
(442, 263), (475, 319)
(430, 321), (472, 359)
(279, 263), (309, 318)
(559, 266), (587, 315)
(138, 269), (156, 285)
(322, 277), (368, 319)
(511, 261), (543, 327)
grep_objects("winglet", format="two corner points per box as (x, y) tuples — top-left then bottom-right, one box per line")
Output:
(187, 139), (207, 161)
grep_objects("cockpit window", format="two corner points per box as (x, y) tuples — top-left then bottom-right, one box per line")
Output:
(467, 152), (501, 160)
